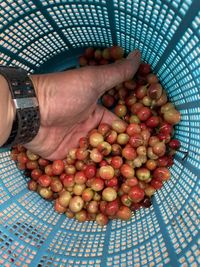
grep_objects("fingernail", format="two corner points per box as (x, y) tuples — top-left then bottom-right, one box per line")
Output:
(127, 49), (141, 60)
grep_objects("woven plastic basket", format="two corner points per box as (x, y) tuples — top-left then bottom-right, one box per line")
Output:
(0, 0), (200, 266)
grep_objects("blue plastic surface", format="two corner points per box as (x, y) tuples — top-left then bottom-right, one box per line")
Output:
(0, 0), (200, 266)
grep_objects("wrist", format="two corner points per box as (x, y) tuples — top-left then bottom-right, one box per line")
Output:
(0, 75), (16, 146)
(29, 74), (40, 99)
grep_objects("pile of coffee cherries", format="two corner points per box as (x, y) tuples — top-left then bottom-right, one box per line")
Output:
(11, 46), (181, 226)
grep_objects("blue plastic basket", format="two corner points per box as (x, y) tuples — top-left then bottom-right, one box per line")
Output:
(0, 0), (200, 266)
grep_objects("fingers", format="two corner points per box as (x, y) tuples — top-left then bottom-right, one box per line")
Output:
(30, 49), (141, 117)
(95, 104), (120, 125)
(78, 104), (120, 128)
(44, 105), (120, 160)
(89, 49), (141, 96)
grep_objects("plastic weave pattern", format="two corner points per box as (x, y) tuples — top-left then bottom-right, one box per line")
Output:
(0, 0), (199, 266)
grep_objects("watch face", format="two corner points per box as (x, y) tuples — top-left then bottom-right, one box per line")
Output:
(13, 97), (39, 109)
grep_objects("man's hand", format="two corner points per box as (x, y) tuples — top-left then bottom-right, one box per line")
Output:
(25, 50), (141, 160)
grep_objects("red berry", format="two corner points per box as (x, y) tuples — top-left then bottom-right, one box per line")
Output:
(90, 148), (103, 163)
(163, 109), (181, 125)
(98, 123), (111, 136)
(74, 171), (87, 185)
(167, 156), (174, 167)
(38, 175), (51, 187)
(131, 202), (141, 211)
(97, 141), (112, 156)
(31, 168), (43, 181)
(99, 200), (107, 214)
(128, 185), (145, 203)
(84, 47), (94, 59)
(75, 210), (88, 222)
(157, 156), (169, 167)
(141, 196), (152, 208)
(79, 56), (88, 66)
(111, 156), (123, 169)
(99, 59), (109, 65)
(96, 213), (108, 226)
(116, 206), (132, 221)
(94, 49), (102, 61)
(120, 164), (135, 179)
(121, 183), (131, 194)
(122, 146), (137, 160)
(137, 107), (152, 121)
(147, 83), (163, 100)
(69, 196), (84, 213)
(58, 191), (72, 208)
(99, 166), (115, 180)
(147, 73), (158, 84)
(153, 167), (171, 181)
(102, 187), (117, 202)
(26, 160), (38, 170)
(159, 122), (173, 135)
(136, 168), (151, 181)
(105, 177), (118, 187)
(126, 123), (141, 135)
(109, 46), (124, 60)
(102, 48), (111, 60)
(76, 147), (89, 160)
(117, 87), (129, 100)
(39, 187), (53, 200)
(125, 95), (137, 106)
(52, 160), (64, 175)
(17, 162), (26, 170)
(91, 177), (104, 192)
(169, 139), (181, 150)
(124, 80), (136, 90)
(131, 102), (144, 114)
(88, 59), (97, 66)
(26, 150), (39, 161)
(121, 194), (132, 207)
(151, 178), (163, 189)
(117, 133), (129, 145)
(125, 177), (138, 187)
(75, 160), (85, 171)
(82, 188), (94, 202)
(102, 94), (115, 108)
(135, 85), (147, 99)
(89, 132), (104, 147)
(28, 180), (37, 191)
(146, 159), (157, 170)
(106, 130), (118, 144)
(62, 175), (75, 188)
(105, 199), (119, 216)
(51, 179), (63, 193)
(152, 142), (166, 157)
(87, 200), (99, 214)
(129, 133), (144, 148)
(38, 158), (49, 167)
(112, 120), (127, 133)
(84, 165), (96, 179)
(17, 152), (29, 164)
(157, 132), (171, 143)
(114, 104), (127, 117)
(146, 116), (160, 128)
(44, 164), (54, 176)
(111, 144), (122, 156)
(138, 63), (151, 75)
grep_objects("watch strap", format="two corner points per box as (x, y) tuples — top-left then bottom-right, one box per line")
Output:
(0, 66), (40, 147)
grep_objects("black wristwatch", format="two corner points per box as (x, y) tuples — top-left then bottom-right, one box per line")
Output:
(0, 66), (40, 147)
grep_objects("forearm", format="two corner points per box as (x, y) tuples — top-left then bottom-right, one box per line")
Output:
(0, 75), (16, 146)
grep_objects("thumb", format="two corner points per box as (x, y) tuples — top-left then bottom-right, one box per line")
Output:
(90, 49), (141, 95)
